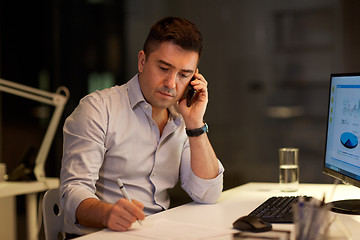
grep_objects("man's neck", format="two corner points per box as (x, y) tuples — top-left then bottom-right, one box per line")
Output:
(152, 107), (169, 136)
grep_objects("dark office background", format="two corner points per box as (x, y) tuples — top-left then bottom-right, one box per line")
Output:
(1, 0), (360, 239)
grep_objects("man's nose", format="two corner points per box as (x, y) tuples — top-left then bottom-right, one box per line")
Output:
(164, 73), (176, 89)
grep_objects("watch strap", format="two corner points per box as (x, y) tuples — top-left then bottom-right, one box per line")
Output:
(186, 123), (208, 137)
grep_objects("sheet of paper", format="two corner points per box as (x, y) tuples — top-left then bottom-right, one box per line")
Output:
(126, 218), (237, 240)
(76, 218), (238, 240)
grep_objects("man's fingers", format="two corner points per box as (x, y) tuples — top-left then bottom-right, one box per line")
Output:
(118, 198), (145, 220)
(107, 207), (133, 231)
(107, 198), (145, 231)
(132, 199), (145, 211)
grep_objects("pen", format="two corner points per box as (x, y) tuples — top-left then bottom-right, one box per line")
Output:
(117, 178), (142, 225)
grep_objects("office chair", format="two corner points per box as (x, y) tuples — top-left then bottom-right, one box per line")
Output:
(42, 188), (64, 240)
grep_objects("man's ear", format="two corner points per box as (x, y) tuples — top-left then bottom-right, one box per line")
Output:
(138, 50), (146, 73)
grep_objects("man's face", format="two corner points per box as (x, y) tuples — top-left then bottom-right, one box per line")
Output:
(138, 41), (199, 111)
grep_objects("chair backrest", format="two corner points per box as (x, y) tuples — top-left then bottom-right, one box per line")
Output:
(42, 188), (64, 240)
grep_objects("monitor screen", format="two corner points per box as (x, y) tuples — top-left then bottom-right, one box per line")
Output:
(323, 72), (360, 214)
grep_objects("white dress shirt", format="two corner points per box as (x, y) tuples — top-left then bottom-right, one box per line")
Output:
(60, 74), (224, 235)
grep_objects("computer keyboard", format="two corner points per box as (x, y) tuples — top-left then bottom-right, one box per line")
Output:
(248, 196), (312, 223)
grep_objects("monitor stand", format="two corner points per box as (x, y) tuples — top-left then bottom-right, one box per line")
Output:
(330, 199), (360, 215)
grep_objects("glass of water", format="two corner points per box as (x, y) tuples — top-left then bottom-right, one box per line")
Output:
(279, 148), (299, 192)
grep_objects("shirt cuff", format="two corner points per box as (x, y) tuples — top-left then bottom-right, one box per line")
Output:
(184, 160), (224, 203)
(61, 186), (100, 224)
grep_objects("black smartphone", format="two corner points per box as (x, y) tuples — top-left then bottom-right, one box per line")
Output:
(183, 76), (197, 107)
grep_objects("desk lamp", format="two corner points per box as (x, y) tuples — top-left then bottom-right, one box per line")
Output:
(0, 78), (69, 181)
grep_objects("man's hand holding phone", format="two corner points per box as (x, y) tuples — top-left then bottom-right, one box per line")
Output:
(179, 70), (208, 129)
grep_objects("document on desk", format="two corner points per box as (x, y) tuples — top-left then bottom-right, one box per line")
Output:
(128, 218), (237, 240)
(78, 218), (238, 240)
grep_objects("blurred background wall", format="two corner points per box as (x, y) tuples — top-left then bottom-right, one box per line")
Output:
(1, 0), (360, 237)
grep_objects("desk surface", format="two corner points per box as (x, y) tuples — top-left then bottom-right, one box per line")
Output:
(0, 177), (59, 197)
(77, 182), (360, 240)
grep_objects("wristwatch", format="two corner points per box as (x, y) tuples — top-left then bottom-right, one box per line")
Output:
(186, 122), (208, 137)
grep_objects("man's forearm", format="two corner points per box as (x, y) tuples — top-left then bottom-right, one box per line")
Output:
(189, 133), (219, 179)
(76, 198), (113, 228)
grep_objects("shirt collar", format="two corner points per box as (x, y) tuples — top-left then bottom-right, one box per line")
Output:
(127, 74), (145, 109)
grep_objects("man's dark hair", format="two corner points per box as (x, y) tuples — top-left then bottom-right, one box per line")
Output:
(143, 17), (203, 57)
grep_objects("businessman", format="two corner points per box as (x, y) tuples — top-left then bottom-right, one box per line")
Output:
(60, 16), (224, 237)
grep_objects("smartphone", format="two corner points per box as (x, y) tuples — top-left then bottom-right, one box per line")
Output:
(183, 76), (197, 107)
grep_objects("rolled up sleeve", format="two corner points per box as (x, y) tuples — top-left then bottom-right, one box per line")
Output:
(180, 144), (224, 204)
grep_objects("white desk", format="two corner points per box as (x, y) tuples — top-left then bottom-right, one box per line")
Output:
(76, 182), (360, 240)
(0, 178), (59, 240)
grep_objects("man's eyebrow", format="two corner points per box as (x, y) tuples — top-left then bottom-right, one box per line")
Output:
(158, 60), (173, 68)
(158, 60), (194, 73)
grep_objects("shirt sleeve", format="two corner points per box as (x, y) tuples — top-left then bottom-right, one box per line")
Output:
(59, 94), (107, 224)
(179, 141), (225, 204)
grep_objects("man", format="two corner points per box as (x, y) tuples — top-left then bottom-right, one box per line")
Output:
(60, 16), (224, 237)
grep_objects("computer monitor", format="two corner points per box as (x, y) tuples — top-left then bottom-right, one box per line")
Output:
(323, 72), (360, 214)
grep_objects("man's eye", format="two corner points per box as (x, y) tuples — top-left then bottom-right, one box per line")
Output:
(160, 67), (169, 72)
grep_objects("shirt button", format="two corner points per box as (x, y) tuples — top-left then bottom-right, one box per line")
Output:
(152, 172), (156, 176)
(144, 105), (149, 109)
